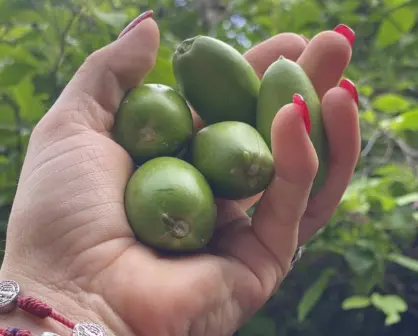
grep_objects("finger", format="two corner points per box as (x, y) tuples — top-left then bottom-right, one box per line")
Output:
(298, 80), (360, 245)
(251, 100), (318, 269)
(41, 12), (160, 133)
(213, 100), (318, 294)
(244, 33), (307, 78)
(297, 25), (355, 99)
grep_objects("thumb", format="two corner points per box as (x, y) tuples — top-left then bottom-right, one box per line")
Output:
(43, 11), (160, 133)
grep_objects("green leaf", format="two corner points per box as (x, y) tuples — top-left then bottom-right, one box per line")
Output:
(344, 247), (376, 275)
(0, 45), (39, 66)
(396, 192), (418, 206)
(376, 7), (416, 48)
(0, 62), (35, 86)
(239, 316), (276, 336)
(389, 109), (418, 131)
(93, 9), (128, 29)
(387, 253), (418, 272)
(385, 313), (401, 326)
(10, 77), (46, 124)
(297, 269), (335, 322)
(360, 109), (377, 124)
(342, 296), (371, 310)
(145, 44), (176, 87)
(372, 93), (410, 113)
(370, 293), (408, 316)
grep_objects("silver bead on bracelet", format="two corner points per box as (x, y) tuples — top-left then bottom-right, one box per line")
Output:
(0, 279), (107, 336)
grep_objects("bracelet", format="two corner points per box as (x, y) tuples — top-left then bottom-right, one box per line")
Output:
(0, 280), (107, 336)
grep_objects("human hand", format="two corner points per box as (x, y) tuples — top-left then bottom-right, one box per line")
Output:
(0, 12), (360, 336)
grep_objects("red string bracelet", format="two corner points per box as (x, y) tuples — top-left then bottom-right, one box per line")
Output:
(0, 280), (107, 336)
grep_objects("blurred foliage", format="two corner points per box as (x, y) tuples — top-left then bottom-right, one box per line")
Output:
(1, 0), (418, 335)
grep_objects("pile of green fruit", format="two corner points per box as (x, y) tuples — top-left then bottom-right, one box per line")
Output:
(112, 35), (328, 253)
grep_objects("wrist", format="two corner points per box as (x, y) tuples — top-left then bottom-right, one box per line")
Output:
(0, 265), (106, 335)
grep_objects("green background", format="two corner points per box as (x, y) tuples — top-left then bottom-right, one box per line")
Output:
(1, 0), (418, 335)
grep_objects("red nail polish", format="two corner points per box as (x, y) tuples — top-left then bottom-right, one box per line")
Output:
(118, 10), (153, 39)
(339, 78), (359, 106)
(334, 24), (355, 47)
(293, 94), (311, 135)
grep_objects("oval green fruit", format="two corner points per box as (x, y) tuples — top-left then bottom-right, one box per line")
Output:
(113, 84), (193, 164)
(125, 156), (217, 252)
(256, 56), (329, 196)
(191, 121), (275, 200)
(172, 35), (260, 126)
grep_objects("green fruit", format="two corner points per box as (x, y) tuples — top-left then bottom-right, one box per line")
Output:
(172, 35), (260, 126)
(113, 84), (193, 164)
(191, 121), (274, 200)
(256, 56), (329, 196)
(125, 156), (217, 252)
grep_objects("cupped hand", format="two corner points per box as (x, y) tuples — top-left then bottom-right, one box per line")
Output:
(0, 15), (360, 336)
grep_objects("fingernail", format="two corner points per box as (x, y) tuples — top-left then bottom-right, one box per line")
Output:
(339, 78), (359, 106)
(293, 94), (311, 135)
(118, 10), (153, 39)
(333, 24), (355, 47)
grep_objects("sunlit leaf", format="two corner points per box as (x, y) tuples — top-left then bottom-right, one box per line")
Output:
(370, 293), (408, 317)
(387, 253), (418, 272)
(376, 7), (416, 48)
(385, 313), (401, 325)
(297, 269), (335, 322)
(92, 9), (128, 29)
(342, 296), (371, 310)
(389, 109), (418, 131)
(396, 192), (418, 206)
(372, 93), (410, 113)
(0, 62), (35, 86)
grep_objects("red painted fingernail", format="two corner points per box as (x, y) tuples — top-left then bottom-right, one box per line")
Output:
(293, 94), (311, 135)
(339, 78), (359, 106)
(118, 10), (153, 39)
(334, 24), (355, 47)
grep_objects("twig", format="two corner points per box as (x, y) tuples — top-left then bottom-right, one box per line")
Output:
(361, 130), (383, 157)
(51, 7), (81, 80)
(2, 93), (24, 174)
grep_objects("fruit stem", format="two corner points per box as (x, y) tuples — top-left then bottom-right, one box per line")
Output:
(176, 36), (198, 54)
(161, 213), (190, 239)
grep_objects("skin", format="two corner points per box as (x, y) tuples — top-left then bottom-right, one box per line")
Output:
(0, 19), (360, 336)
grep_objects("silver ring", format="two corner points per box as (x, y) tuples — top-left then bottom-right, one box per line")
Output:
(289, 245), (305, 271)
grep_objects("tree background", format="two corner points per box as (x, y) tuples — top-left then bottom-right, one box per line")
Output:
(1, 0), (418, 335)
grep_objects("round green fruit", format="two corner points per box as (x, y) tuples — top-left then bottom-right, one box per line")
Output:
(172, 35), (260, 126)
(113, 84), (193, 164)
(124, 156), (217, 252)
(190, 121), (275, 200)
(256, 56), (329, 197)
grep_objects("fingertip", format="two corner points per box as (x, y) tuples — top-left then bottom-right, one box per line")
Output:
(244, 33), (307, 78)
(321, 86), (361, 173)
(118, 10), (155, 40)
(311, 30), (352, 63)
(106, 17), (160, 91)
(297, 30), (352, 98)
(270, 104), (318, 185)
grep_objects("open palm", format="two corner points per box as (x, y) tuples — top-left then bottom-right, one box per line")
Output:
(0, 18), (360, 336)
